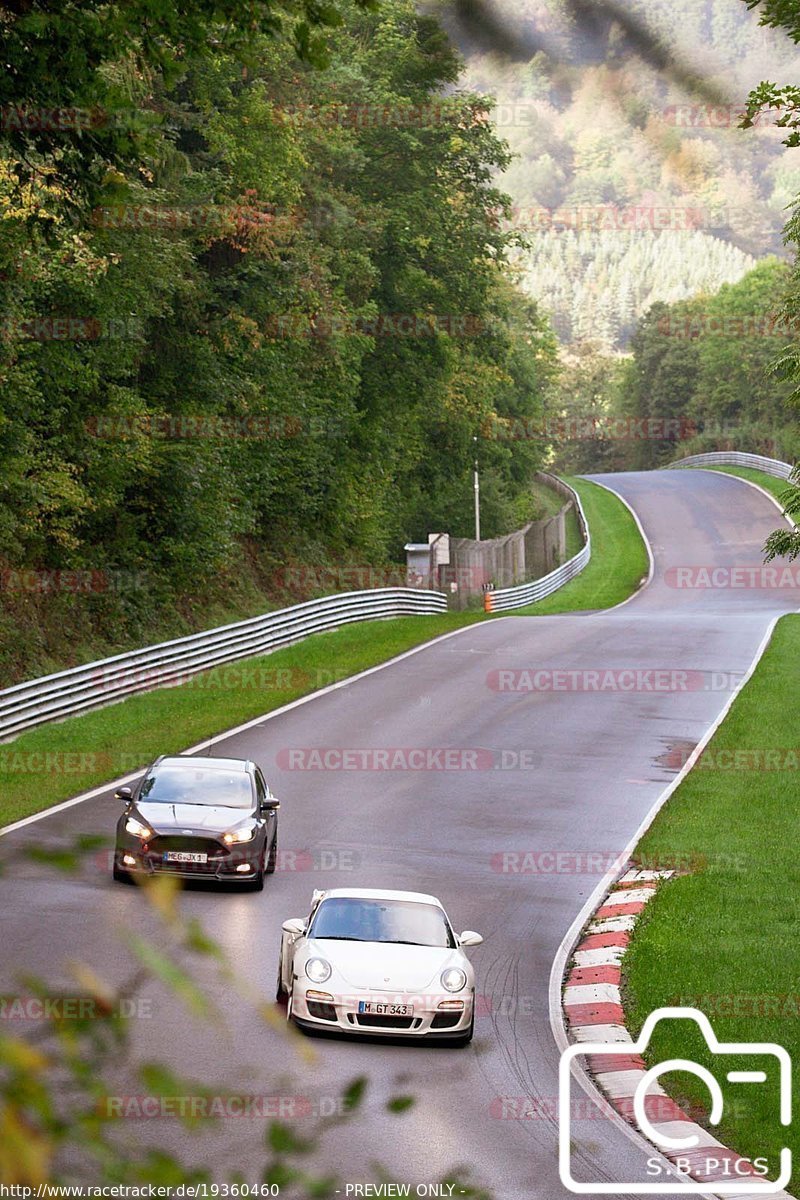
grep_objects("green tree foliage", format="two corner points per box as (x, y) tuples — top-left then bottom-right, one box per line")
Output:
(0, 0), (557, 666)
(454, 0), (800, 347)
(744, 0), (800, 42)
(738, 0), (800, 560)
(547, 346), (632, 473)
(518, 229), (755, 350)
(610, 259), (798, 467)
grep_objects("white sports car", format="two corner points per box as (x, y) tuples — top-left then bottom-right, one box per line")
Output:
(277, 887), (483, 1044)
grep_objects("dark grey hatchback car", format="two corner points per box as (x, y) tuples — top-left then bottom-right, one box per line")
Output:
(113, 755), (280, 890)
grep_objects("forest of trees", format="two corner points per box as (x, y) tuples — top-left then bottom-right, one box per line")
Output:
(549, 258), (799, 472)
(0, 0), (559, 678)
(455, 0), (800, 348)
(517, 229), (755, 348)
(459, 0), (800, 497)
(4, 0), (800, 683)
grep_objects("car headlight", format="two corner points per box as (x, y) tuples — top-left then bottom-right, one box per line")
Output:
(441, 967), (467, 993)
(223, 825), (256, 845)
(125, 816), (153, 840)
(305, 958), (332, 983)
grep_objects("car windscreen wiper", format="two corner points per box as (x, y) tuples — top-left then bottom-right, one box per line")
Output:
(313, 935), (368, 941)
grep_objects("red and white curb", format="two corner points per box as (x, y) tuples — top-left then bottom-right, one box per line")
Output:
(563, 868), (793, 1198)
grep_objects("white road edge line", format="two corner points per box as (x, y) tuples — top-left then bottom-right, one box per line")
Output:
(0, 622), (481, 837)
(548, 610), (787, 1200)
(580, 476), (656, 611)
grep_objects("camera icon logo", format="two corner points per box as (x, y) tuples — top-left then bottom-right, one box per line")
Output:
(559, 1007), (792, 1194)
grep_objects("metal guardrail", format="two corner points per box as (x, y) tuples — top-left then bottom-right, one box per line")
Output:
(484, 478), (591, 612)
(0, 588), (447, 743)
(16, 453), (788, 740)
(666, 451), (793, 480)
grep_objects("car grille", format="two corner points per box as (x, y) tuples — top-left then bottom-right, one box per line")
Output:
(148, 835), (227, 856)
(143, 834), (228, 874)
(352, 1013), (416, 1030)
(149, 859), (220, 874)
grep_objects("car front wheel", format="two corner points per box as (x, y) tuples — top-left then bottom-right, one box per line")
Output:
(112, 851), (132, 884)
(249, 856), (265, 892)
(266, 833), (278, 875)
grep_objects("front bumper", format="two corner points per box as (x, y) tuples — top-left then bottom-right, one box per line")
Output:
(291, 986), (474, 1037)
(115, 837), (263, 882)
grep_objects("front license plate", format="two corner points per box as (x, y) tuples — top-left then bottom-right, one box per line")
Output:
(164, 851), (207, 864)
(358, 1001), (413, 1016)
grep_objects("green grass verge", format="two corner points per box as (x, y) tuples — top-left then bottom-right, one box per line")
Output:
(509, 477), (649, 615)
(0, 474), (646, 826)
(0, 613), (480, 827)
(624, 613), (800, 1192)
(564, 499), (584, 560)
(683, 463), (792, 510)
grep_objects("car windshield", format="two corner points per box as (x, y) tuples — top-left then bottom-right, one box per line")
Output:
(309, 897), (456, 948)
(139, 766), (253, 809)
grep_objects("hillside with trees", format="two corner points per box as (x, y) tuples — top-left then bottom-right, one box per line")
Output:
(548, 258), (799, 473)
(0, 0), (557, 681)
(453, 0), (800, 348)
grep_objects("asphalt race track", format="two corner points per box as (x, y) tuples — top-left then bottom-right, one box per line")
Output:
(2, 469), (798, 1198)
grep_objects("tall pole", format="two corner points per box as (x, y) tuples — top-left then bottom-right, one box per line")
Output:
(473, 435), (481, 541)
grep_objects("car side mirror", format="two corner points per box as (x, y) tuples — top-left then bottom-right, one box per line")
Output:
(459, 930), (483, 948)
(261, 798), (280, 811)
(282, 918), (305, 936)
(115, 786), (133, 802)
